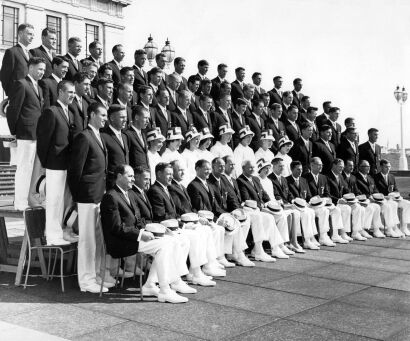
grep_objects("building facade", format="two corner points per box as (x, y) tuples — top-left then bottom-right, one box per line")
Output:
(0, 0), (132, 98)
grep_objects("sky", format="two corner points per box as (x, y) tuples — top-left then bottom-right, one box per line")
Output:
(123, 0), (410, 149)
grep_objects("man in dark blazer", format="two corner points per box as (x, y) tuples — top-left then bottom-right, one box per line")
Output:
(168, 161), (194, 216)
(101, 105), (129, 189)
(192, 95), (213, 133)
(64, 37), (83, 81)
(70, 72), (91, 136)
(101, 164), (190, 302)
(285, 105), (301, 142)
(112, 82), (133, 127)
(30, 27), (57, 78)
(312, 125), (337, 175)
(230, 98), (247, 149)
(286, 161), (312, 201)
(171, 90), (194, 149)
(131, 167), (153, 224)
(39, 56), (69, 109)
(230, 67), (245, 102)
(336, 127), (359, 170)
(342, 160), (361, 194)
(152, 90), (171, 154)
(303, 157), (331, 198)
(289, 122), (313, 174)
(327, 107), (342, 148)
(37, 80), (77, 245)
(7, 57), (45, 210)
(315, 101), (332, 128)
(107, 44), (124, 86)
(267, 76), (283, 106)
(211, 94), (234, 142)
(358, 128), (382, 176)
(246, 98), (265, 151)
(132, 49), (148, 93)
(210, 63), (228, 101)
(165, 73), (180, 112)
(252, 72), (266, 100)
(264, 103), (286, 153)
(67, 102), (108, 293)
(291, 78), (303, 109)
(300, 106), (319, 142)
(125, 105), (150, 170)
(0, 23), (34, 96)
(172, 57), (188, 91)
(374, 159), (398, 195)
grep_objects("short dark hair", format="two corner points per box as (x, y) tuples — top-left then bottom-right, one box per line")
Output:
(300, 122), (312, 130)
(57, 80), (73, 94)
(155, 52), (166, 62)
(131, 105), (147, 121)
(28, 57), (46, 66)
(112, 44), (123, 53)
(195, 159), (210, 169)
(137, 85), (152, 96)
(87, 102), (106, 120)
(293, 78), (302, 85)
(283, 91), (292, 98)
(114, 164), (128, 178)
(368, 128), (379, 135)
(290, 161), (302, 169)
(97, 77), (113, 88)
(41, 27), (56, 37)
(68, 36), (81, 45)
(198, 60), (209, 67)
(89, 40), (101, 50)
(252, 72), (261, 79)
(252, 98), (264, 107)
(199, 94), (211, 102)
(73, 72), (90, 84)
(211, 157), (223, 166)
(108, 104), (125, 117)
(307, 106), (318, 114)
(329, 107), (340, 114)
(98, 63), (112, 77)
(380, 159), (390, 167)
(120, 66), (134, 76)
(344, 117), (355, 126)
(332, 158), (344, 166)
(200, 79), (212, 87)
(155, 162), (172, 175)
(319, 124), (332, 132)
(17, 23), (34, 33)
(134, 49), (147, 57)
(273, 76), (282, 82)
(271, 158), (284, 166)
(322, 101), (332, 108)
(188, 75), (201, 84)
(217, 63), (227, 70)
(51, 56), (69, 67)
(301, 95), (310, 102)
(134, 166), (150, 176)
(174, 57), (185, 66)
(235, 67), (245, 73)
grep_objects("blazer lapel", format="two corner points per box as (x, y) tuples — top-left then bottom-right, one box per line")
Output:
(89, 128), (106, 153)
(18, 45), (29, 61)
(57, 105), (70, 125)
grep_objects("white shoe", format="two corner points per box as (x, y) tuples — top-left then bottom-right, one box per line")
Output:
(304, 241), (320, 250)
(352, 233), (367, 241)
(394, 226), (405, 237)
(360, 230), (373, 239)
(158, 290), (188, 303)
(319, 238), (336, 247)
(236, 254), (255, 267)
(96, 277), (115, 288)
(141, 284), (160, 296)
(310, 238), (320, 247)
(373, 229), (385, 238)
(190, 274), (216, 286)
(47, 238), (70, 246)
(203, 266), (226, 277)
(341, 233), (353, 241)
(112, 269), (134, 278)
(218, 257), (235, 268)
(401, 227), (410, 236)
(281, 245), (295, 255)
(80, 283), (108, 294)
(171, 281), (197, 294)
(289, 243), (306, 253)
(271, 246), (290, 259)
(332, 235), (348, 244)
(254, 251), (276, 262)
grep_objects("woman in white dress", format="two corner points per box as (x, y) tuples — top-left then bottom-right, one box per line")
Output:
(210, 124), (235, 159)
(256, 158), (275, 200)
(233, 125), (256, 176)
(274, 137), (293, 177)
(181, 127), (201, 187)
(197, 127), (215, 163)
(255, 129), (276, 165)
(146, 127), (165, 184)
(161, 127), (185, 165)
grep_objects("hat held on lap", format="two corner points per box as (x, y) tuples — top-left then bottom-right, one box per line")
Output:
(160, 219), (179, 231)
(145, 223), (166, 237)
(342, 193), (358, 204)
(388, 192), (403, 201)
(198, 210), (214, 221)
(292, 197), (307, 211)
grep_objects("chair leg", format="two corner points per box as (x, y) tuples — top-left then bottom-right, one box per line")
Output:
(24, 249), (32, 289)
(115, 259), (120, 288)
(139, 254), (144, 301)
(120, 258), (126, 288)
(50, 249), (58, 280)
(60, 249), (65, 293)
(47, 249), (52, 281)
(99, 252), (107, 297)
(133, 254), (138, 281)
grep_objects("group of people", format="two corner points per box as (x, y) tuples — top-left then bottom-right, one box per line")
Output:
(1, 23), (410, 303)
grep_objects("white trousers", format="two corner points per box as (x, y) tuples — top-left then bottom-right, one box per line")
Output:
(338, 203), (363, 233)
(224, 219), (249, 255)
(45, 169), (69, 241)
(14, 140), (36, 210)
(77, 203), (103, 288)
(209, 222), (226, 258)
(261, 209), (290, 243)
(139, 235), (187, 286)
(328, 206), (344, 231)
(286, 208), (316, 239)
(361, 203), (383, 230)
(380, 200), (400, 228)
(245, 208), (284, 246)
(310, 206), (330, 234)
(397, 199), (410, 226)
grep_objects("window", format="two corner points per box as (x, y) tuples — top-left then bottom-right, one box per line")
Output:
(2, 6), (19, 47)
(85, 24), (99, 57)
(46, 15), (62, 54)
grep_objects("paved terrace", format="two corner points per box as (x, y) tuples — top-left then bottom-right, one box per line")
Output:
(1, 235), (410, 340)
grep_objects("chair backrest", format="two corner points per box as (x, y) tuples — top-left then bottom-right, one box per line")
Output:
(24, 207), (46, 246)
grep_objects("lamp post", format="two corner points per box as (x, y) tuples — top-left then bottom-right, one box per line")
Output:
(161, 38), (175, 69)
(143, 34), (158, 66)
(394, 86), (408, 170)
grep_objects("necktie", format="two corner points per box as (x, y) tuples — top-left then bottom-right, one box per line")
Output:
(314, 175), (318, 185)
(124, 191), (130, 205)
(32, 81), (39, 96)
(164, 187), (170, 197)
(137, 131), (145, 147)
(295, 178), (299, 188)
(117, 132), (124, 148)
(74, 58), (78, 69)
(63, 106), (69, 121)
(278, 176), (282, 185)
(162, 108), (168, 121)
(77, 97), (83, 110)
(325, 141), (331, 151)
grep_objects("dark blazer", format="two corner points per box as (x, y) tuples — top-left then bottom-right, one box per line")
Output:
(231, 111), (246, 149)
(221, 175), (242, 211)
(355, 172), (377, 198)
(253, 87), (266, 100)
(112, 98), (132, 127)
(285, 121), (301, 142)
(153, 104), (172, 137)
(246, 113), (265, 151)
(210, 76), (223, 102)
(69, 96), (89, 136)
(36, 103), (74, 170)
(230, 80), (244, 102)
(268, 88), (282, 106)
(101, 126), (129, 188)
(101, 187), (143, 258)
(207, 173), (229, 212)
(124, 126), (149, 170)
(193, 109), (213, 133)
(289, 137), (312, 174)
(30, 45), (53, 78)
(328, 121), (342, 148)
(147, 181), (177, 222)
(67, 127), (107, 203)
(291, 90), (303, 109)
(0, 44), (32, 96)
(315, 113), (328, 128)
(39, 75), (58, 109)
(107, 60), (121, 86)
(299, 118), (319, 142)
(166, 87), (178, 113)
(211, 108), (233, 143)
(342, 172), (361, 195)
(268, 173), (293, 203)
(326, 172), (349, 204)
(187, 177), (223, 217)
(312, 139), (336, 175)
(7, 76), (43, 140)
(133, 66), (148, 93)
(264, 117), (286, 153)
(358, 141), (382, 176)
(131, 185), (153, 224)
(286, 175), (312, 201)
(171, 107), (194, 147)
(168, 179), (193, 216)
(336, 138), (359, 170)
(374, 172), (398, 195)
(237, 174), (270, 209)
(64, 53), (82, 81)
(303, 172), (330, 198)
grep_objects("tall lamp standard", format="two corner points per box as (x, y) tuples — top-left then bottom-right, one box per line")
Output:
(394, 86), (408, 170)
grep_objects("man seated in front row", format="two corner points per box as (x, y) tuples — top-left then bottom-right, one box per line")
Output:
(100, 165), (190, 303)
